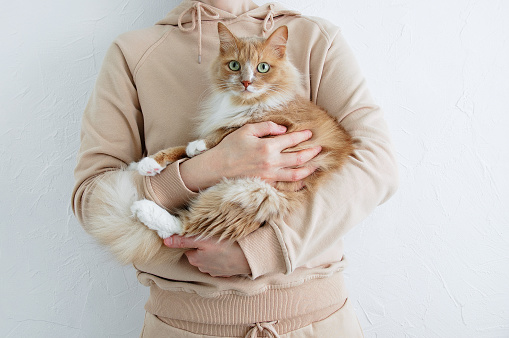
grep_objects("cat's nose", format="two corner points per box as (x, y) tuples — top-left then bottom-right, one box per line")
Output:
(241, 80), (251, 89)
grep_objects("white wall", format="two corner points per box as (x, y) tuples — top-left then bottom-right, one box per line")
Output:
(1, 1), (508, 337)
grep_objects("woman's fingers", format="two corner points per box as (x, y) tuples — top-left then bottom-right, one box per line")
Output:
(278, 146), (322, 168)
(242, 123), (313, 151)
(246, 121), (287, 137)
(276, 165), (318, 182)
(271, 129), (313, 150)
(164, 235), (202, 249)
(273, 146), (321, 182)
(163, 236), (251, 277)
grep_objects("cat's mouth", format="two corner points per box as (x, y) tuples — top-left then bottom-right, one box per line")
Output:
(227, 83), (266, 100)
(237, 90), (261, 101)
(239, 85), (262, 96)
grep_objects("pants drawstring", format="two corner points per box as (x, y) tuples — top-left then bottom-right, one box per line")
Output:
(245, 321), (280, 338)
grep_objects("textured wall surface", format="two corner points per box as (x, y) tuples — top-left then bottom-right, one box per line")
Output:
(1, 0), (508, 337)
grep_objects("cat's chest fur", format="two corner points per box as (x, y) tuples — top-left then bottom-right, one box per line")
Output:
(196, 92), (290, 138)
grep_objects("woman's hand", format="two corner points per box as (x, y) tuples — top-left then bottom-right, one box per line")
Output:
(180, 121), (321, 192)
(163, 235), (251, 277)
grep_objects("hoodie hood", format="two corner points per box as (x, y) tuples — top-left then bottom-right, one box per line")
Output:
(157, 1), (300, 26)
(156, 1), (300, 64)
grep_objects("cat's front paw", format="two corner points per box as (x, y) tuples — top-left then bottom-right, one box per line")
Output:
(186, 140), (208, 157)
(136, 157), (165, 176)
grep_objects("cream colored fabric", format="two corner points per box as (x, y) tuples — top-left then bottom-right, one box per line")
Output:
(72, 0), (397, 327)
(140, 299), (363, 338)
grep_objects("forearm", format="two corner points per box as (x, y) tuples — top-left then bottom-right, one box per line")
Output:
(179, 150), (224, 192)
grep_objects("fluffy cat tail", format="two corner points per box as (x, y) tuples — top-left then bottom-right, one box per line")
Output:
(84, 169), (164, 265)
(181, 177), (291, 240)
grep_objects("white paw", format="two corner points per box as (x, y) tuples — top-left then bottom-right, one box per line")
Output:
(186, 140), (208, 157)
(130, 199), (183, 238)
(127, 162), (139, 171)
(136, 157), (165, 176)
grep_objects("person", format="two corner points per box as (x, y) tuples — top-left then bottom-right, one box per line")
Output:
(72, 0), (398, 336)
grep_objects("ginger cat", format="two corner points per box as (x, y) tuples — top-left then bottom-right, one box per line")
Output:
(88, 23), (354, 265)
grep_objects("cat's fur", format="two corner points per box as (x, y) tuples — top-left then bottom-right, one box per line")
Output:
(86, 23), (354, 265)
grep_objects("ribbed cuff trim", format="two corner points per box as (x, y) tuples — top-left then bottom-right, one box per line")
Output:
(238, 225), (287, 279)
(144, 159), (198, 211)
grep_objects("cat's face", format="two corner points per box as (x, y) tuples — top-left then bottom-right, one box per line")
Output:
(211, 24), (299, 106)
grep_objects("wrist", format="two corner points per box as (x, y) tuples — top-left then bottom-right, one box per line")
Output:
(179, 158), (204, 192)
(146, 160), (199, 210)
(179, 148), (222, 192)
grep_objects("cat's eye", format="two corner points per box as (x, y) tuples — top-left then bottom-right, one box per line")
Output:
(257, 62), (270, 73)
(228, 60), (241, 71)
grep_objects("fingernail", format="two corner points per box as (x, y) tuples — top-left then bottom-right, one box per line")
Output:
(164, 237), (173, 246)
(279, 125), (287, 132)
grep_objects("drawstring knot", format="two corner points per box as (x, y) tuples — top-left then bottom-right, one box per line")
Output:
(245, 320), (280, 338)
(177, 1), (220, 64)
(262, 4), (275, 36)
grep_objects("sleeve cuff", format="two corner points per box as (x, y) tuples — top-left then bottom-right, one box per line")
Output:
(143, 159), (198, 211)
(237, 225), (287, 279)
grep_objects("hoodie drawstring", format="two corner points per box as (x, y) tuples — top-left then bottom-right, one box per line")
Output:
(178, 1), (220, 64)
(262, 4), (275, 37)
(245, 321), (280, 338)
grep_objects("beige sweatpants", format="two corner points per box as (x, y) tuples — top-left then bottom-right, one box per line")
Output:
(140, 298), (364, 338)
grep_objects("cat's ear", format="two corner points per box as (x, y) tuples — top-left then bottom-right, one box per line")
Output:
(218, 22), (239, 55)
(265, 26), (288, 58)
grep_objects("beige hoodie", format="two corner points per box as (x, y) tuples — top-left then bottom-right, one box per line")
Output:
(72, 0), (398, 331)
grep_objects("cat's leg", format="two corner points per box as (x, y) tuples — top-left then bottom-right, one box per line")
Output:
(132, 128), (234, 175)
(130, 199), (183, 238)
(186, 128), (238, 158)
(181, 178), (291, 240)
(131, 146), (187, 176)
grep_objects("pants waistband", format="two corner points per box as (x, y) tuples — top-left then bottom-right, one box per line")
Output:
(156, 301), (344, 337)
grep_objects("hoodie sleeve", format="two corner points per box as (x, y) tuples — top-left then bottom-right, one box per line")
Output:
(238, 26), (398, 278)
(72, 39), (197, 231)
